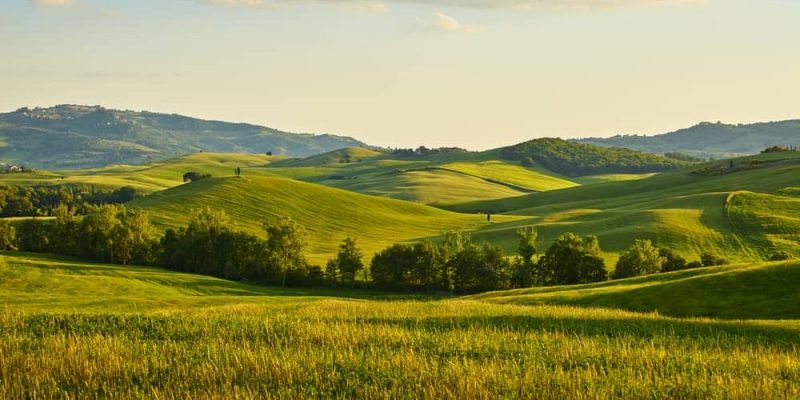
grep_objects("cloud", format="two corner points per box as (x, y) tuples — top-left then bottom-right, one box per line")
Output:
(422, 12), (486, 33)
(402, 0), (706, 11)
(198, 0), (705, 11)
(29, 0), (74, 7)
(199, 0), (387, 12)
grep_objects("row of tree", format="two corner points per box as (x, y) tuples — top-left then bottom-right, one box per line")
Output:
(0, 184), (137, 217)
(0, 204), (746, 293)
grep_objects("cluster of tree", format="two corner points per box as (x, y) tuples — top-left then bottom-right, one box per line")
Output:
(612, 239), (729, 279)
(12, 204), (158, 265)
(370, 230), (610, 293)
(391, 146), (468, 157)
(762, 145), (798, 154)
(500, 138), (687, 177)
(0, 184), (137, 217)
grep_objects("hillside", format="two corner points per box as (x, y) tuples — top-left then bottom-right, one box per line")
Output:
(129, 176), (513, 263)
(468, 260), (800, 320)
(578, 120), (800, 159)
(448, 151), (800, 263)
(500, 138), (688, 177)
(0, 105), (367, 169)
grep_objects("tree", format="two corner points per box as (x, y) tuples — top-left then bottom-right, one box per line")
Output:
(0, 220), (17, 251)
(537, 233), (608, 285)
(451, 242), (510, 293)
(511, 227), (539, 287)
(17, 219), (50, 253)
(332, 237), (363, 286)
(613, 240), (665, 279)
(264, 218), (308, 286)
(659, 248), (688, 272)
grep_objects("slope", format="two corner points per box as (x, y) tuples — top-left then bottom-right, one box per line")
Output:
(129, 176), (515, 263)
(468, 260), (800, 320)
(447, 152), (800, 263)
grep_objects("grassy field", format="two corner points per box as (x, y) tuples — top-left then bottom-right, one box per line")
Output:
(129, 176), (517, 264)
(448, 152), (800, 264)
(1, 252), (799, 398)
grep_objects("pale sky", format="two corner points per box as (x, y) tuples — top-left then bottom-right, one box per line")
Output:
(1, 0), (799, 149)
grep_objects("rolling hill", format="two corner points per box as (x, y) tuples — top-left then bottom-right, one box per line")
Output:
(448, 151), (800, 264)
(129, 175), (516, 263)
(578, 120), (800, 160)
(0, 105), (368, 169)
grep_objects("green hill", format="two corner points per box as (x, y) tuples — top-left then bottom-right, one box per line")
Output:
(577, 119), (800, 159)
(448, 152), (800, 264)
(129, 176), (513, 263)
(468, 260), (800, 320)
(0, 105), (368, 169)
(500, 138), (688, 177)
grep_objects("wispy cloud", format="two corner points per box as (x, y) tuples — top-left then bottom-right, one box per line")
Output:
(199, 0), (387, 13)
(422, 12), (486, 33)
(29, 0), (74, 7)
(198, 0), (705, 11)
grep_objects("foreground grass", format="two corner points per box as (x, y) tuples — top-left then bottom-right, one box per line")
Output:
(1, 253), (800, 398)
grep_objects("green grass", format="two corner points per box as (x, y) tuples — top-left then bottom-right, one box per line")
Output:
(446, 152), (800, 264)
(0, 152), (281, 193)
(469, 260), (800, 319)
(129, 176), (517, 264)
(437, 160), (578, 192)
(1, 252), (800, 398)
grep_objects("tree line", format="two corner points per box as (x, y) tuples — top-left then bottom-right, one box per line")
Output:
(0, 204), (753, 293)
(0, 184), (137, 218)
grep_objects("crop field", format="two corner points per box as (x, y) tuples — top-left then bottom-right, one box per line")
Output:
(1, 253), (799, 399)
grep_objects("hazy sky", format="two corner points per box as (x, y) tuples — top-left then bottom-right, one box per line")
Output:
(1, 0), (799, 149)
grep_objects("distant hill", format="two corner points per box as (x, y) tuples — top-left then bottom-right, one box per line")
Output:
(0, 105), (369, 169)
(576, 120), (800, 159)
(500, 138), (688, 177)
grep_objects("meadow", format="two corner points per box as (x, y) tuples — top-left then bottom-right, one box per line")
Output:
(1, 252), (799, 399)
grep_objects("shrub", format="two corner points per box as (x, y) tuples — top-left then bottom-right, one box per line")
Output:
(700, 252), (728, 267)
(768, 251), (791, 261)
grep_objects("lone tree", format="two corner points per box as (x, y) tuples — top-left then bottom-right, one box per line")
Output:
(613, 239), (665, 279)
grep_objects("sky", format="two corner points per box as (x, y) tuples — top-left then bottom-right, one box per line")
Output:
(1, 0), (799, 150)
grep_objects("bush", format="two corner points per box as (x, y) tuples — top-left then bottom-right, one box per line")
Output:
(686, 261), (703, 270)
(613, 240), (665, 279)
(700, 253), (728, 267)
(768, 252), (791, 261)
(182, 172), (211, 182)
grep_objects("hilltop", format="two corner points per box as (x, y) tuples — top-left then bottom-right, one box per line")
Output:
(0, 105), (368, 169)
(577, 120), (800, 159)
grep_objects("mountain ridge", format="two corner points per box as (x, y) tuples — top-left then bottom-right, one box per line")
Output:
(0, 105), (369, 169)
(576, 119), (800, 159)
